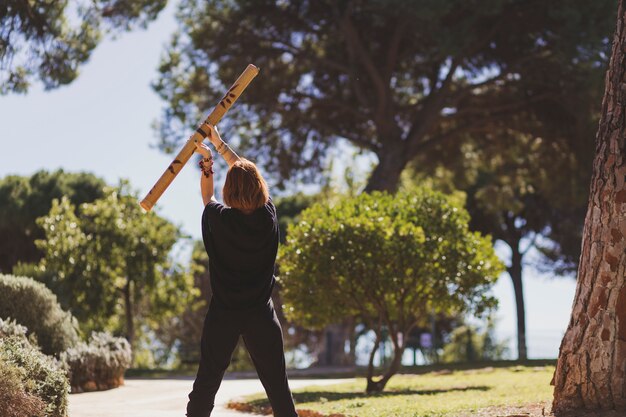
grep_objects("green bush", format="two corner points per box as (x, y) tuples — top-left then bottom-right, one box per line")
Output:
(0, 356), (47, 417)
(0, 274), (79, 356)
(61, 332), (132, 393)
(0, 337), (69, 417)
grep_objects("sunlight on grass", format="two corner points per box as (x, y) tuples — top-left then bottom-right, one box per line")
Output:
(229, 366), (554, 417)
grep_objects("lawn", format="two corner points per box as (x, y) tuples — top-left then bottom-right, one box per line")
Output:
(228, 365), (555, 417)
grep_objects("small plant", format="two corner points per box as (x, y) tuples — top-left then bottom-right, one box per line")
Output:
(0, 356), (47, 417)
(0, 336), (69, 417)
(0, 318), (31, 343)
(61, 332), (132, 393)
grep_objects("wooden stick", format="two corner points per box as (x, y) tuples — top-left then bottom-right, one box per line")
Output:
(140, 64), (259, 211)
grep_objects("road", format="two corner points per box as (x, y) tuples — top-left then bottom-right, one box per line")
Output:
(69, 377), (351, 417)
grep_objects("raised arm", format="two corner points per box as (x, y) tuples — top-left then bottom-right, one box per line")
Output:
(194, 140), (215, 206)
(203, 123), (241, 168)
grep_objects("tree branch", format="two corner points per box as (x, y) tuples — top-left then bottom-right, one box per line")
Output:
(384, 16), (410, 82)
(404, 57), (460, 150)
(333, 1), (389, 125)
(407, 92), (555, 157)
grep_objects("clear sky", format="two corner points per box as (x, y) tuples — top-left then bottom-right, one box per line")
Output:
(0, 2), (578, 359)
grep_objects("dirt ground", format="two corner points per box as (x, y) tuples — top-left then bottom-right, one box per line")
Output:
(463, 402), (626, 417)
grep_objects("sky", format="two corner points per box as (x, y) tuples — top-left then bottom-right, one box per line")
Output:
(0, 2), (578, 359)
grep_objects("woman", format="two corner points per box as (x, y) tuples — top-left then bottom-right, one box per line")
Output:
(186, 124), (298, 417)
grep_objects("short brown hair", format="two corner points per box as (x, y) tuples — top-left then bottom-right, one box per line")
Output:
(223, 158), (269, 212)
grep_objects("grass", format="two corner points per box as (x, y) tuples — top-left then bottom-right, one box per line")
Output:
(228, 365), (555, 417)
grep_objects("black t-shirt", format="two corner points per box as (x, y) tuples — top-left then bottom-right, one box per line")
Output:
(201, 198), (279, 310)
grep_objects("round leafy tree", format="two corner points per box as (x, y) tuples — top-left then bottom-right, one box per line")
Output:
(279, 188), (504, 393)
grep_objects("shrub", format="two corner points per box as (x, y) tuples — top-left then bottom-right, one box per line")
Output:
(280, 189), (504, 392)
(61, 332), (132, 393)
(0, 337), (69, 417)
(0, 357), (47, 417)
(0, 318), (29, 341)
(0, 274), (79, 356)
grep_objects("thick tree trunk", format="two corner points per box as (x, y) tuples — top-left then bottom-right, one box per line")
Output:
(364, 145), (409, 192)
(508, 238), (528, 361)
(552, 2), (626, 413)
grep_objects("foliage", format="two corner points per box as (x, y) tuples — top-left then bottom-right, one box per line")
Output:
(280, 189), (502, 327)
(0, 274), (79, 356)
(279, 188), (504, 391)
(0, 318), (28, 341)
(0, 170), (106, 273)
(154, 0), (614, 191)
(228, 366), (554, 417)
(35, 183), (195, 353)
(0, 317), (41, 350)
(61, 332), (132, 393)
(0, 356), (46, 417)
(441, 319), (509, 363)
(407, 120), (597, 276)
(404, 115), (598, 359)
(275, 193), (319, 244)
(155, 240), (210, 366)
(0, 337), (69, 417)
(1, 0), (166, 93)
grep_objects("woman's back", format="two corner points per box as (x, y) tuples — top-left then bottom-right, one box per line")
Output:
(201, 199), (279, 310)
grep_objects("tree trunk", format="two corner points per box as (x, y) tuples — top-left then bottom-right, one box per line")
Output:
(508, 237), (528, 361)
(552, 2), (626, 413)
(366, 344), (404, 394)
(315, 321), (354, 367)
(338, 143), (407, 371)
(366, 330), (381, 385)
(124, 278), (135, 353)
(364, 145), (408, 192)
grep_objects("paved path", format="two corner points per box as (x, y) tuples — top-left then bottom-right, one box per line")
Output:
(69, 377), (352, 417)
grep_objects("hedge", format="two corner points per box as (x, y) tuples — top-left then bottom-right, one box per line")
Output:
(0, 274), (79, 355)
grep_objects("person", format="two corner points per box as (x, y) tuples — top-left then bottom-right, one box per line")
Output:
(186, 124), (298, 417)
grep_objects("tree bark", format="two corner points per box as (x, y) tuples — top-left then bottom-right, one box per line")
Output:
(508, 236), (528, 361)
(552, 1), (626, 413)
(364, 145), (409, 192)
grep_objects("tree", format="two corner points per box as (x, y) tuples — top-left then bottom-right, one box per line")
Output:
(1, 0), (166, 93)
(552, 0), (626, 412)
(157, 240), (212, 365)
(404, 112), (598, 360)
(35, 184), (195, 353)
(155, 0), (613, 366)
(276, 191), (358, 367)
(0, 170), (106, 273)
(154, 0), (613, 191)
(279, 189), (504, 392)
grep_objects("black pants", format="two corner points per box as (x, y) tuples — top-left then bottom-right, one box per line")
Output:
(186, 298), (298, 417)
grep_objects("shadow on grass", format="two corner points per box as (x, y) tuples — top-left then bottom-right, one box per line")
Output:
(243, 385), (491, 408)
